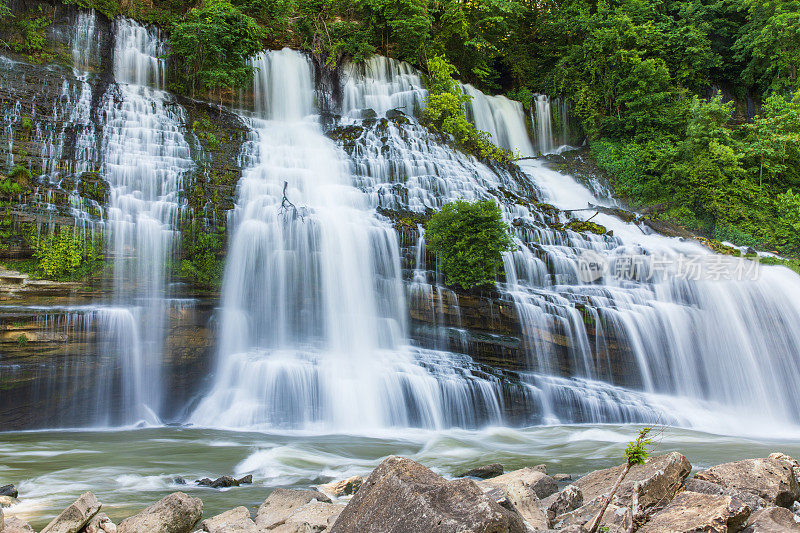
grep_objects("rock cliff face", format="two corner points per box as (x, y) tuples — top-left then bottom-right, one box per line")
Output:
(0, 4), (645, 430)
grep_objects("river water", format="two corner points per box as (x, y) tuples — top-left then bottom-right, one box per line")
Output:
(3, 425), (800, 529)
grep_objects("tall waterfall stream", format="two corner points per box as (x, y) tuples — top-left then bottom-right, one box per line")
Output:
(2, 10), (800, 528)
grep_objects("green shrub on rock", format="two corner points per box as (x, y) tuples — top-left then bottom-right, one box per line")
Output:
(425, 199), (514, 289)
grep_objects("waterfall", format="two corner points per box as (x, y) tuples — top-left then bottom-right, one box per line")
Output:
(190, 49), (514, 431)
(96, 17), (192, 423)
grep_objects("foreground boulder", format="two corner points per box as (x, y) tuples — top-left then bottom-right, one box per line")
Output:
(255, 488), (331, 530)
(200, 507), (258, 533)
(318, 476), (364, 497)
(482, 479), (549, 530)
(742, 506), (800, 532)
(117, 492), (202, 533)
(457, 464), (504, 479)
(84, 512), (116, 533)
(694, 453), (800, 507)
(3, 517), (34, 533)
(479, 467), (558, 500)
(275, 501), (346, 532)
(330, 456), (527, 533)
(546, 485), (583, 521)
(639, 491), (750, 532)
(41, 491), (101, 533)
(552, 496), (632, 532)
(683, 478), (768, 511)
(574, 452), (691, 512)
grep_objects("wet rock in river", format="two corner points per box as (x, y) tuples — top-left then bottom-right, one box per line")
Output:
(456, 463), (504, 479)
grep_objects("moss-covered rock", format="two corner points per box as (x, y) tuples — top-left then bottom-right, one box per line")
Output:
(566, 219), (610, 236)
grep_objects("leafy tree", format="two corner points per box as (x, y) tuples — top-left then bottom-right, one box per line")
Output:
(423, 55), (513, 163)
(170, 0), (265, 99)
(734, 0), (800, 92)
(425, 199), (514, 289)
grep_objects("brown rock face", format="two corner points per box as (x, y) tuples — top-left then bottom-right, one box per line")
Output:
(116, 492), (202, 533)
(574, 452), (691, 512)
(694, 454), (800, 508)
(639, 491), (750, 533)
(330, 456), (527, 533)
(40, 491), (101, 533)
(742, 506), (800, 532)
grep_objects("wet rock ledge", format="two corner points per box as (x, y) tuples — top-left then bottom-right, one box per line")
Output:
(4, 451), (800, 532)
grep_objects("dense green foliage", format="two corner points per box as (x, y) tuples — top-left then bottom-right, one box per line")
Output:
(3, 0), (799, 259)
(423, 56), (514, 163)
(179, 222), (226, 289)
(425, 200), (514, 289)
(31, 226), (104, 280)
(170, 0), (266, 99)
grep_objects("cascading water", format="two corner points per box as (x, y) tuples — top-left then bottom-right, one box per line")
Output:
(97, 17), (193, 423)
(190, 49), (527, 431)
(0, 12), (195, 427)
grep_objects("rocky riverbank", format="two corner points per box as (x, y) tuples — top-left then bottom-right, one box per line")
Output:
(3, 451), (800, 532)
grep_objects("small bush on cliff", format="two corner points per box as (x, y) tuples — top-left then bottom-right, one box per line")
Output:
(179, 223), (225, 289)
(31, 226), (104, 281)
(425, 199), (514, 289)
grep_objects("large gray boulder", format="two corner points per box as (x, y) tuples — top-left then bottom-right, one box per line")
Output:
(330, 456), (527, 533)
(2, 518), (33, 533)
(255, 488), (332, 530)
(479, 468), (558, 500)
(694, 453), (800, 507)
(272, 501), (346, 532)
(742, 506), (800, 532)
(200, 507), (258, 533)
(574, 452), (691, 512)
(639, 491), (750, 532)
(40, 491), (101, 533)
(117, 492), (202, 533)
(683, 478), (769, 511)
